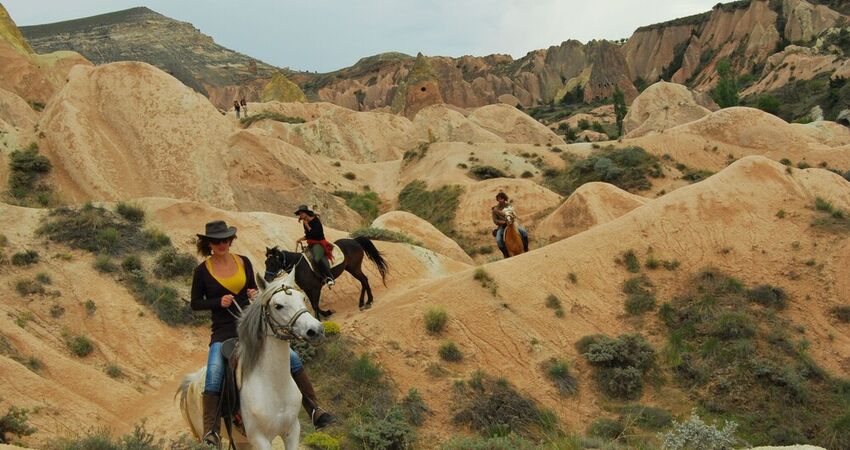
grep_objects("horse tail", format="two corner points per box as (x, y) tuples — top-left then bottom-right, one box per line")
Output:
(175, 368), (205, 440)
(354, 236), (388, 286)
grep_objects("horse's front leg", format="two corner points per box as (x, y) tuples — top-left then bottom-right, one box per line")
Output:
(245, 430), (272, 450)
(308, 288), (333, 319)
(282, 419), (300, 450)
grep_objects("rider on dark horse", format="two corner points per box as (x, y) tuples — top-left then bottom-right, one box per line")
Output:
(295, 204), (336, 287)
(492, 192), (529, 258)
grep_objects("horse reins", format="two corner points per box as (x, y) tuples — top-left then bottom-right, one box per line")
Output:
(262, 284), (309, 341)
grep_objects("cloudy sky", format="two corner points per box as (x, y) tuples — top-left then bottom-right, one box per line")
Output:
(5, 1), (721, 72)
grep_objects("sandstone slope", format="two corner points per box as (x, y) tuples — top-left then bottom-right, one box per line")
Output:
(371, 211), (474, 264)
(623, 81), (717, 138)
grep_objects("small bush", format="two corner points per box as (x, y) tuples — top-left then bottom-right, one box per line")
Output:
(545, 294), (562, 309)
(575, 334), (605, 354)
(619, 404), (673, 430)
(623, 250), (640, 273)
(350, 226), (418, 245)
(568, 272), (578, 283)
(520, 170), (534, 178)
(67, 335), (94, 357)
(7, 144), (52, 204)
(115, 202), (145, 223)
(473, 268), (498, 296)
(333, 190), (381, 223)
(469, 165), (507, 180)
(50, 304), (65, 318)
(304, 431), (340, 450)
(583, 334), (656, 400)
(322, 321), (341, 336)
(16, 279), (44, 296)
(626, 292), (657, 315)
(0, 405), (37, 443)
(93, 255), (118, 273)
(397, 180), (464, 235)
(440, 435), (537, 450)
(343, 172), (357, 180)
(746, 284), (788, 309)
(121, 255), (143, 272)
(11, 250), (39, 266)
(349, 406), (415, 450)
(645, 256), (661, 270)
(105, 363), (123, 378)
(815, 197), (835, 212)
(349, 353), (382, 384)
(240, 111), (305, 127)
(543, 358), (578, 396)
(401, 388), (430, 426)
(663, 260), (681, 270)
(424, 308), (448, 335)
(152, 248), (196, 279)
(587, 417), (624, 439)
(23, 357), (43, 373)
(142, 229), (171, 250)
(34, 272), (51, 285)
(85, 299), (97, 316)
(660, 410), (740, 450)
(453, 371), (558, 439)
(438, 342), (463, 362)
(831, 305), (850, 323)
(710, 312), (756, 340)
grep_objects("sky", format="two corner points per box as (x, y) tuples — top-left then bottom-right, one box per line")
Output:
(5, 1), (722, 73)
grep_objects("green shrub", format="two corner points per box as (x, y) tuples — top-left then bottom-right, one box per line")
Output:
(16, 279), (44, 296)
(349, 406), (415, 450)
(115, 202), (145, 223)
(469, 165), (507, 180)
(349, 354), (382, 383)
(153, 248), (196, 279)
(343, 172), (357, 180)
(304, 432), (340, 450)
(520, 170), (533, 178)
(746, 284), (788, 309)
(660, 411), (740, 450)
(350, 227), (417, 245)
(105, 364), (123, 378)
(35, 272), (51, 285)
(11, 250), (39, 266)
(815, 197), (835, 212)
(240, 111), (305, 127)
(543, 358), (578, 396)
(545, 294), (562, 309)
(663, 260), (681, 270)
(583, 334), (656, 400)
(333, 190), (380, 222)
(473, 268), (498, 296)
(626, 292), (657, 315)
(440, 434), (537, 450)
(401, 388), (429, 426)
(67, 335), (94, 357)
(424, 308), (448, 335)
(438, 342), (463, 362)
(85, 299), (97, 316)
(93, 255), (118, 273)
(623, 250), (640, 273)
(587, 417), (624, 439)
(0, 405), (36, 443)
(757, 95), (781, 115)
(832, 305), (850, 322)
(645, 256), (661, 270)
(121, 255), (143, 272)
(50, 304), (65, 318)
(142, 229), (171, 250)
(575, 334), (605, 354)
(618, 404), (673, 430)
(126, 270), (203, 326)
(710, 312), (756, 340)
(453, 371), (558, 439)
(398, 180), (464, 235)
(7, 144), (52, 204)
(544, 146), (661, 196)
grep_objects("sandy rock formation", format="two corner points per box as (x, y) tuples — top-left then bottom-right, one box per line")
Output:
(623, 81), (716, 138)
(742, 46), (843, 96)
(391, 53), (444, 118)
(454, 178), (563, 236)
(0, 4), (32, 54)
(535, 182), (648, 242)
(783, 0), (848, 42)
(411, 104), (503, 144)
(790, 120), (850, 147)
(372, 211), (474, 264)
(0, 87), (38, 130)
(260, 72), (307, 103)
(467, 104), (563, 145)
(576, 130), (609, 142)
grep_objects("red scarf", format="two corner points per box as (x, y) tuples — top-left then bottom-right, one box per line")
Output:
(306, 239), (335, 263)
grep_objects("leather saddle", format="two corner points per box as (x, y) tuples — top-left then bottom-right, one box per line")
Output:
(218, 338), (244, 440)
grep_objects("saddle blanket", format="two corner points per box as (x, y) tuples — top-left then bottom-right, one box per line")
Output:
(304, 244), (345, 272)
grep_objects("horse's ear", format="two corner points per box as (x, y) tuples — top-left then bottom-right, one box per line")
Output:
(284, 269), (296, 286)
(255, 272), (267, 291)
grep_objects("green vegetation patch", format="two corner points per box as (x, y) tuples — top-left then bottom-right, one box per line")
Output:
(397, 180), (464, 236)
(469, 165), (507, 180)
(544, 146), (662, 197)
(240, 111), (305, 128)
(424, 307), (448, 335)
(333, 190), (380, 223)
(658, 268), (850, 447)
(6, 143), (54, 207)
(350, 227), (418, 245)
(580, 334), (657, 400)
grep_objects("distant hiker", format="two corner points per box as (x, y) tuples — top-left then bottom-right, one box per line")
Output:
(234, 100), (241, 119)
(295, 204), (336, 286)
(191, 220), (334, 445)
(492, 192), (529, 258)
(240, 98), (248, 117)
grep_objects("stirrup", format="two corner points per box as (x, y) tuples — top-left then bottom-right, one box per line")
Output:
(310, 406), (335, 429)
(202, 431), (221, 450)
(325, 278), (335, 287)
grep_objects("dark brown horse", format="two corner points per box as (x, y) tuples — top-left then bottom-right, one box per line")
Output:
(264, 237), (387, 319)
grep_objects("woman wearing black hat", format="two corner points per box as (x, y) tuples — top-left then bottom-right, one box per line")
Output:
(294, 204), (335, 287)
(191, 220), (334, 445)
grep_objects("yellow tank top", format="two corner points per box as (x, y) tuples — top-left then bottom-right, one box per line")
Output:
(205, 255), (246, 294)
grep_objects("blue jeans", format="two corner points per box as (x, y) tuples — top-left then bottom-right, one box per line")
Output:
(205, 343), (302, 393)
(495, 226), (528, 251)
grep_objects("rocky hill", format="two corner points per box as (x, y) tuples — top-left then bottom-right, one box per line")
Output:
(18, 1), (850, 120)
(19, 7), (280, 108)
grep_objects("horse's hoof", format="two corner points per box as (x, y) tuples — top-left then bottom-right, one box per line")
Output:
(364, 303), (373, 310)
(358, 305), (365, 311)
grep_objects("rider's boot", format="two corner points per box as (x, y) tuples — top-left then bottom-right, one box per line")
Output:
(522, 235), (529, 252)
(498, 246), (509, 259)
(201, 391), (222, 448)
(318, 258), (335, 287)
(292, 367), (336, 429)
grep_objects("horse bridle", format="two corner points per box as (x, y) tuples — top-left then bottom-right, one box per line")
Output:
(262, 284), (310, 341)
(264, 250), (305, 281)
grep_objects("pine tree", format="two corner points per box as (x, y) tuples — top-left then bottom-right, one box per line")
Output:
(712, 60), (739, 108)
(613, 87), (628, 137)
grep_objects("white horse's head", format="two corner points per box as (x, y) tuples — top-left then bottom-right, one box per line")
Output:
(257, 270), (324, 341)
(503, 205), (516, 224)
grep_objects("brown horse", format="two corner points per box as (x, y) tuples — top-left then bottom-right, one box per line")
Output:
(503, 206), (525, 257)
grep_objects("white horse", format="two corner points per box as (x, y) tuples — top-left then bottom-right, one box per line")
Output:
(177, 270), (324, 450)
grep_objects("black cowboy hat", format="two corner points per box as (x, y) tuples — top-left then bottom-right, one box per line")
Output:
(197, 220), (237, 240)
(293, 204), (314, 215)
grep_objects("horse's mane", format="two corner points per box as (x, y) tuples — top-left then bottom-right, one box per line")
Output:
(237, 276), (289, 377)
